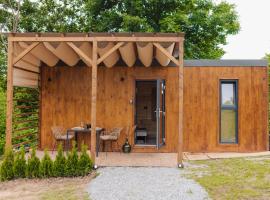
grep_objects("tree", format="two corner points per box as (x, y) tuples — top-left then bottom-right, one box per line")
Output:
(0, 0), (239, 59)
(265, 54), (270, 65)
(0, 0), (240, 153)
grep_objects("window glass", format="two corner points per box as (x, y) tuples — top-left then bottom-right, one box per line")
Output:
(221, 83), (235, 105)
(221, 109), (236, 143)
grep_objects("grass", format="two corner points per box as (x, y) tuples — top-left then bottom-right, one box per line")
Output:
(0, 174), (95, 200)
(41, 184), (90, 200)
(186, 156), (270, 200)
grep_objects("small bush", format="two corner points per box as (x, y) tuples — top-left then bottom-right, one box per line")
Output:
(65, 142), (79, 177)
(27, 148), (40, 178)
(13, 147), (27, 178)
(78, 144), (93, 176)
(53, 143), (66, 177)
(39, 149), (53, 178)
(0, 148), (14, 181)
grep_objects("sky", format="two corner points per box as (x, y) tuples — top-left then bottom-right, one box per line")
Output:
(215, 0), (270, 59)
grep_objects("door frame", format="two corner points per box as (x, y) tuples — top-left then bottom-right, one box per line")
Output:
(132, 77), (166, 149)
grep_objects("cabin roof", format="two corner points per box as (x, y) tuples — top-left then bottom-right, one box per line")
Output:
(184, 59), (268, 67)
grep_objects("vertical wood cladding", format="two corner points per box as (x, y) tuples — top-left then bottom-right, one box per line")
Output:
(40, 65), (268, 152)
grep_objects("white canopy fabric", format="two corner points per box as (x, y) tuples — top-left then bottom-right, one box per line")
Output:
(9, 32), (184, 88)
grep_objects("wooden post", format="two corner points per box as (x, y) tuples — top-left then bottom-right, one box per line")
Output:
(178, 38), (184, 166)
(91, 40), (97, 163)
(5, 40), (14, 149)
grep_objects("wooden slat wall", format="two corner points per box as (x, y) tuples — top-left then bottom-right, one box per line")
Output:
(40, 65), (179, 152)
(40, 65), (268, 152)
(183, 66), (268, 152)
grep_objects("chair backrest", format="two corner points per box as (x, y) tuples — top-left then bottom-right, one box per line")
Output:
(110, 127), (123, 138)
(51, 126), (65, 139)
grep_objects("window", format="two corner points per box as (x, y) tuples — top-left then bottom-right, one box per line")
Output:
(220, 80), (238, 144)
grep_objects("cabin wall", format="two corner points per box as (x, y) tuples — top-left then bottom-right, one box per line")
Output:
(183, 66), (268, 152)
(40, 66), (180, 152)
(40, 65), (268, 153)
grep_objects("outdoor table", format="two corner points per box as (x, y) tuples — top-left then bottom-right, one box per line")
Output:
(66, 127), (104, 157)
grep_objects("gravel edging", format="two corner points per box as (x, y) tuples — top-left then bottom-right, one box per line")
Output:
(86, 167), (209, 200)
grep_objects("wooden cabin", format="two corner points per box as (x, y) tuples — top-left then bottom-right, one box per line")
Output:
(4, 33), (269, 166)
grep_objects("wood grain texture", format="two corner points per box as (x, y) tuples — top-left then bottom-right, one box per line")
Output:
(40, 65), (180, 153)
(183, 66), (268, 152)
(40, 65), (268, 153)
(5, 41), (14, 149)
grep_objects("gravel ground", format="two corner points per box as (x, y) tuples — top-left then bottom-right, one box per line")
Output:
(87, 167), (209, 200)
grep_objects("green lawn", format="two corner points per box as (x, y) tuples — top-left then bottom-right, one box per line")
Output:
(186, 156), (270, 200)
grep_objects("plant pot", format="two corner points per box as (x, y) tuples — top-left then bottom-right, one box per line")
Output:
(122, 139), (131, 153)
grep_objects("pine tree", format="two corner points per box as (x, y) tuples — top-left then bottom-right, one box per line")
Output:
(13, 147), (27, 178)
(27, 148), (40, 178)
(78, 144), (93, 176)
(53, 143), (66, 177)
(39, 149), (53, 178)
(0, 148), (14, 181)
(65, 142), (79, 176)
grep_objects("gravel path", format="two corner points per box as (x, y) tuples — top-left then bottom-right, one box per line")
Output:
(86, 167), (209, 200)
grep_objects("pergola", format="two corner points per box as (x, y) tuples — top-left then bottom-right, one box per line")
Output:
(5, 32), (184, 165)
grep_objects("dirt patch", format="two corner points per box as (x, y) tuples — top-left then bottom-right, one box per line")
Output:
(0, 173), (96, 200)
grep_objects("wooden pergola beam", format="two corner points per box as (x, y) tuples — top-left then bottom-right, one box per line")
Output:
(67, 42), (93, 67)
(5, 40), (14, 149)
(97, 42), (124, 65)
(153, 43), (179, 66)
(13, 42), (39, 65)
(91, 40), (97, 164)
(177, 38), (184, 167)
(9, 37), (182, 42)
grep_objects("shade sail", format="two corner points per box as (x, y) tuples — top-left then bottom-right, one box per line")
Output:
(9, 32), (184, 88)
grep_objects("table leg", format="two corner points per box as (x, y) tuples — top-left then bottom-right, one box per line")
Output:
(96, 131), (100, 157)
(75, 131), (78, 147)
(66, 131), (69, 151)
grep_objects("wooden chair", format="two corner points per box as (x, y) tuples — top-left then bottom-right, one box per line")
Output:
(99, 127), (123, 153)
(51, 126), (74, 153)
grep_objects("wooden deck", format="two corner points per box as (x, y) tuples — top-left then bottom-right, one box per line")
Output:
(30, 151), (270, 167)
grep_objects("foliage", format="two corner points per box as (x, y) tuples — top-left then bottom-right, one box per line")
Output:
(0, 0), (240, 151)
(265, 54), (270, 65)
(39, 149), (53, 178)
(78, 144), (93, 176)
(85, 0), (240, 59)
(13, 146), (27, 178)
(53, 143), (66, 177)
(27, 147), (40, 178)
(65, 142), (79, 177)
(0, 148), (14, 181)
(0, 0), (239, 60)
(187, 156), (270, 199)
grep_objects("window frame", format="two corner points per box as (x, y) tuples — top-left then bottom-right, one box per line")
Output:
(219, 79), (238, 144)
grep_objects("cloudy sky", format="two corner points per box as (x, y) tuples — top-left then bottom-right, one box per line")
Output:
(215, 0), (270, 59)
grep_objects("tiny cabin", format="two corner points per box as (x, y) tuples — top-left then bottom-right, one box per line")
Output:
(5, 33), (269, 166)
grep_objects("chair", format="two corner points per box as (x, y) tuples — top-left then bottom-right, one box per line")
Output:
(99, 127), (123, 153)
(51, 126), (74, 153)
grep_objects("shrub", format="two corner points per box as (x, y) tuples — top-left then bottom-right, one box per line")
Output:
(78, 144), (93, 176)
(65, 142), (79, 176)
(53, 143), (66, 177)
(27, 148), (40, 178)
(39, 149), (53, 178)
(0, 148), (14, 181)
(13, 147), (27, 178)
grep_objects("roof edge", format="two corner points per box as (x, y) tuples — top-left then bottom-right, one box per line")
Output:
(184, 59), (268, 67)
